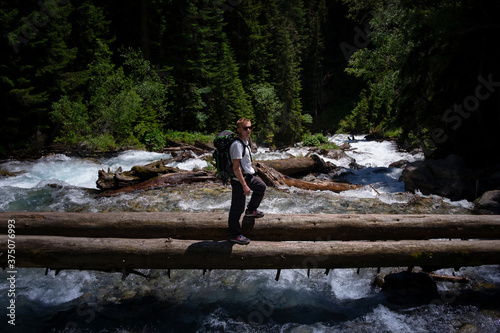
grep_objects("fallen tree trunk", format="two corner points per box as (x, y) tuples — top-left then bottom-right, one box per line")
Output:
(374, 269), (470, 289)
(95, 171), (217, 197)
(258, 155), (328, 176)
(255, 162), (361, 192)
(428, 272), (470, 283)
(97, 160), (193, 190)
(161, 140), (212, 155)
(96, 151), (359, 193)
(1, 236), (499, 270)
(2, 212), (500, 241)
(131, 161), (180, 180)
(96, 167), (142, 190)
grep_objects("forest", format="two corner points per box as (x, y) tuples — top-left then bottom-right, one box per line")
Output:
(1, 0), (500, 169)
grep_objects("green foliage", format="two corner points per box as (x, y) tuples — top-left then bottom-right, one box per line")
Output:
(319, 142), (340, 150)
(301, 0), (327, 120)
(0, 1), (114, 154)
(302, 114), (314, 125)
(165, 130), (214, 146)
(51, 96), (90, 145)
(383, 127), (402, 139)
(340, 3), (407, 134)
(87, 133), (117, 152)
(144, 129), (166, 152)
(340, 0), (500, 167)
(302, 136), (320, 146)
(1, 0), (333, 154)
(51, 43), (173, 150)
(302, 133), (328, 147)
(0, 2), (76, 151)
(268, 1), (307, 144)
(249, 84), (283, 144)
(5, 0), (498, 164)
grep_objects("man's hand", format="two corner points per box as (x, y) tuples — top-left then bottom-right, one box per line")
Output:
(242, 184), (251, 196)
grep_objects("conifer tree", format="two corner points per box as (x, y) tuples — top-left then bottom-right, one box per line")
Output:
(266, 0), (307, 144)
(302, 0), (327, 120)
(1, 1), (76, 152)
(159, 0), (252, 132)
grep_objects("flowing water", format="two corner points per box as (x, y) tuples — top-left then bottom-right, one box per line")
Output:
(0, 134), (499, 332)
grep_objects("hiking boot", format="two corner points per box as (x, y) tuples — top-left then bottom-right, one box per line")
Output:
(230, 234), (250, 245)
(245, 209), (264, 218)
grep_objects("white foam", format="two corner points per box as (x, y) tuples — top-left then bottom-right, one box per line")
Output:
(364, 305), (423, 333)
(328, 268), (377, 300)
(0, 151), (172, 189)
(102, 150), (171, 172)
(7, 269), (97, 305)
(341, 135), (423, 168)
(166, 158), (209, 171)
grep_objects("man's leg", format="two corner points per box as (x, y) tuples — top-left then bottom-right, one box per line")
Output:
(246, 175), (266, 212)
(228, 179), (246, 237)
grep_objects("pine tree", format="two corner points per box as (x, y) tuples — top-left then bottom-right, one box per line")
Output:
(158, 0), (252, 132)
(266, 0), (307, 144)
(302, 0), (327, 121)
(51, 43), (173, 151)
(226, 0), (272, 86)
(1, 1), (76, 153)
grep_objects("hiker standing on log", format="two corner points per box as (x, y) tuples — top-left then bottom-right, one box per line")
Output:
(228, 118), (266, 245)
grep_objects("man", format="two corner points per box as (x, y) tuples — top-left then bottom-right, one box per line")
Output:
(228, 118), (266, 245)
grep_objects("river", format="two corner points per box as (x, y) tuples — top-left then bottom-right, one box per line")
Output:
(0, 134), (499, 332)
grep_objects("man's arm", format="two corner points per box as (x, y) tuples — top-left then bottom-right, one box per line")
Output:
(233, 159), (251, 195)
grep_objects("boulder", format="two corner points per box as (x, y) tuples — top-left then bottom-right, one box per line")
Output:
(400, 154), (472, 200)
(381, 270), (439, 305)
(315, 149), (362, 170)
(474, 190), (500, 214)
(338, 142), (351, 150)
(389, 159), (409, 169)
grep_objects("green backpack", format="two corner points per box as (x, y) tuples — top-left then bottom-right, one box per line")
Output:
(212, 130), (248, 185)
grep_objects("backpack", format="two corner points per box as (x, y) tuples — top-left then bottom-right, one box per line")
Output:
(212, 130), (248, 185)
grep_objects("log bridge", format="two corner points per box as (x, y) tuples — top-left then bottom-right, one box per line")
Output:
(1, 212), (500, 275)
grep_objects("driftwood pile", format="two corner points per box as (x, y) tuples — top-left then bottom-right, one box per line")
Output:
(96, 142), (361, 197)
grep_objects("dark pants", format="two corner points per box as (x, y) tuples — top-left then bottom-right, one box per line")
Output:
(228, 174), (266, 237)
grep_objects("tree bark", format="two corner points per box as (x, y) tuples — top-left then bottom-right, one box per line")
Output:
(131, 161), (179, 180)
(255, 162), (361, 192)
(96, 160), (191, 190)
(258, 155), (326, 175)
(95, 171), (217, 197)
(96, 152), (359, 193)
(1, 236), (499, 270)
(2, 212), (499, 241)
(161, 141), (211, 155)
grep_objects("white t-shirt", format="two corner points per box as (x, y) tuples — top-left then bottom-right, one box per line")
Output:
(229, 139), (254, 178)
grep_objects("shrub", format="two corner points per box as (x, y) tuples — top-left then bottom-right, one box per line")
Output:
(302, 133), (329, 147)
(165, 130), (214, 145)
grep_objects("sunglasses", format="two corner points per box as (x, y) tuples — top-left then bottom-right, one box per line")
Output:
(242, 126), (252, 130)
